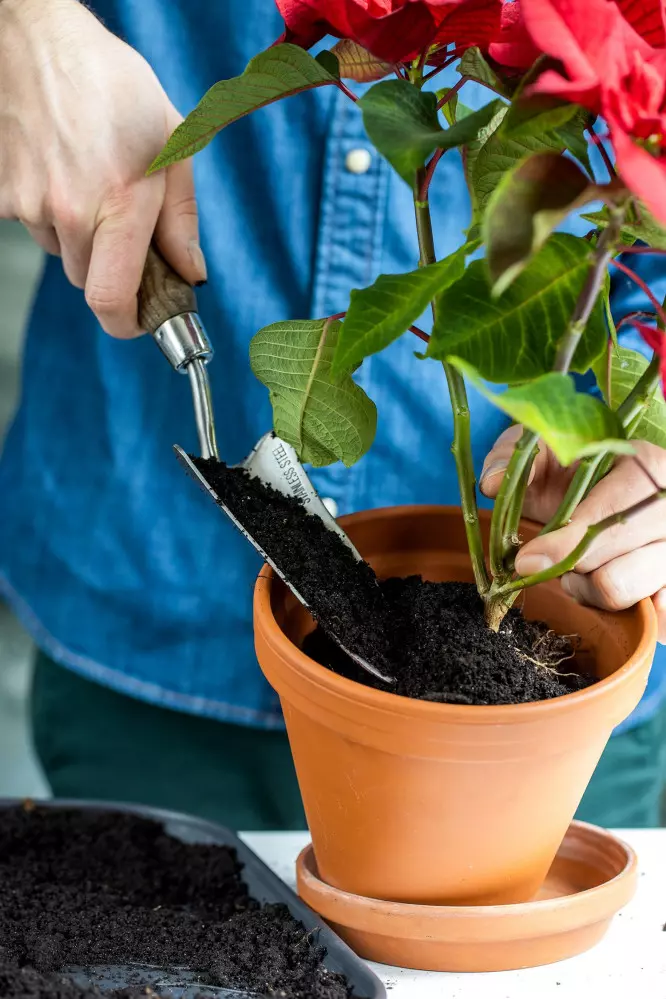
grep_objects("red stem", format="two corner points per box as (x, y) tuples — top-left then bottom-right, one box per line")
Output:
(418, 149), (445, 201)
(586, 127), (616, 181)
(336, 80), (358, 103)
(610, 258), (666, 327)
(422, 47), (466, 82)
(616, 310), (657, 331)
(436, 74), (467, 110)
(331, 312), (429, 343)
(409, 324), (430, 343)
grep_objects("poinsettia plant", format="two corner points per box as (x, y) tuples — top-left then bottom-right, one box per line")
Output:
(152, 0), (666, 631)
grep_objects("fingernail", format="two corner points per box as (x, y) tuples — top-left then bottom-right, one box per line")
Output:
(480, 459), (508, 483)
(516, 553), (554, 576)
(498, 424), (523, 444)
(194, 279), (208, 288)
(188, 239), (207, 282)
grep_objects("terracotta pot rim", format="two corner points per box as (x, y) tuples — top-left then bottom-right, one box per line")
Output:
(255, 504), (658, 724)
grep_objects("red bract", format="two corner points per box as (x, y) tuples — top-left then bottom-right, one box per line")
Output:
(634, 321), (666, 397)
(430, 0), (503, 61)
(488, 1), (540, 72)
(276, 0), (502, 65)
(614, 0), (666, 48)
(521, 0), (666, 223)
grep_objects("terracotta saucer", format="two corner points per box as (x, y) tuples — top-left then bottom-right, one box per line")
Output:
(296, 821), (637, 972)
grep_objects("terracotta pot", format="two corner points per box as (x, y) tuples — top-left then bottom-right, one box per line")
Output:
(254, 506), (656, 907)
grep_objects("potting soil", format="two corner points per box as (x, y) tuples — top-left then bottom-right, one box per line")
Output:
(195, 458), (594, 704)
(0, 806), (357, 999)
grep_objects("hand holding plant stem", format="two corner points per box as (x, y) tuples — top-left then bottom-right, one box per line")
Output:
(152, 0), (666, 638)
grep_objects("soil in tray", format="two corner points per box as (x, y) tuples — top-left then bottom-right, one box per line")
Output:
(0, 806), (357, 999)
(195, 457), (594, 705)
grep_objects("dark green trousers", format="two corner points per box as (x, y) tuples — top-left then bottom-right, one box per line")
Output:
(31, 652), (665, 830)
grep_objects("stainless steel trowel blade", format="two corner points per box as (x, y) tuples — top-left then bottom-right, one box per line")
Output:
(174, 435), (394, 685)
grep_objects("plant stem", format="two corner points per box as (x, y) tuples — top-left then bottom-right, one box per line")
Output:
(488, 428), (538, 579)
(541, 351), (662, 534)
(436, 75), (467, 110)
(553, 212), (623, 373)
(336, 80), (358, 103)
(413, 172), (490, 595)
(502, 436), (540, 558)
(586, 126), (616, 181)
(483, 208), (626, 624)
(493, 484), (666, 598)
(610, 258), (666, 327)
(418, 149), (445, 201)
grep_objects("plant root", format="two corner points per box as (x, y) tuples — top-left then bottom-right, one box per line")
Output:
(513, 629), (581, 678)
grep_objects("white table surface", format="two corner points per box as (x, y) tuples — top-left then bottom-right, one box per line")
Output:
(242, 831), (666, 999)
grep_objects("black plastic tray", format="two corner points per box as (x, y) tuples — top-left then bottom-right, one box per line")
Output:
(0, 798), (385, 999)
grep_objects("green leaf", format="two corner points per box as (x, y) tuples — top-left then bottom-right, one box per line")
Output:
(592, 346), (666, 448)
(468, 115), (570, 238)
(503, 94), (580, 139)
(484, 152), (617, 294)
(330, 39), (391, 82)
(149, 45), (337, 172)
(428, 234), (607, 382)
(603, 291), (618, 349)
(315, 51), (340, 77)
(465, 104), (591, 242)
(555, 108), (591, 174)
(502, 57), (590, 171)
(449, 359), (632, 466)
(582, 205), (666, 249)
(359, 80), (504, 184)
(457, 47), (513, 99)
(332, 242), (477, 379)
(250, 319), (377, 468)
(463, 103), (508, 240)
(440, 93), (458, 127)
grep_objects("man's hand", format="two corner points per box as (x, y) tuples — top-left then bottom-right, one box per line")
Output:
(0, 0), (206, 337)
(481, 426), (666, 643)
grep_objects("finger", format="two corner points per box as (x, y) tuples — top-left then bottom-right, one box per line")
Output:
(85, 175), (164, 339)
(515, 442), (666, 576)
(480, 425), (544, 497)
(560, 540), (666, 613)
(153, 157), (206, 285)
(653, 587), (666, 645)
(25, 224), (61, 257)
(56, 216), (94, 290)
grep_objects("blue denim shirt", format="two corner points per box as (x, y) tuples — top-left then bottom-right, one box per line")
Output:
(0, 0), (663, 732)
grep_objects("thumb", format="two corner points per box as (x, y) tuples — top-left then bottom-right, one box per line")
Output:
(153, 156), (207, 286)
(479, 424), (544, 499)
(480, 425), (576, 523)
(515, 520), (581, 578)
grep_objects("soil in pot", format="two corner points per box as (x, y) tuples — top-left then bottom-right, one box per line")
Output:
(196, 458), (594, 705)
(0, 805), (358, 999)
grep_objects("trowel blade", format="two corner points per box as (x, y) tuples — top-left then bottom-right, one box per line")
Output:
(173, 437), (394, 685)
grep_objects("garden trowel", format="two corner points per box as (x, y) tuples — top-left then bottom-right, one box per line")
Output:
(139, 246), (394, 685)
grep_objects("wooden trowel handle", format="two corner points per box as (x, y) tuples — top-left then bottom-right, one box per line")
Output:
(138, 243), (198, 335)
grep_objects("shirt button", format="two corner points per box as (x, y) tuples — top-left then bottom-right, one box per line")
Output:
(345, 148), (372, 174)
(322, 497), (339, 518)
